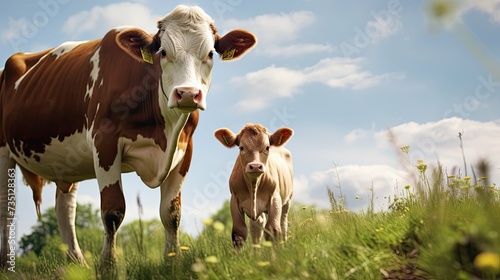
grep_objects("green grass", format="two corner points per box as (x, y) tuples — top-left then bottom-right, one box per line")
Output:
(2, 160), (500, 279)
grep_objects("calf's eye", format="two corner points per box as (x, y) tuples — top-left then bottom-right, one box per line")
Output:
(239, 146), (244, 151)
(266, 146), (270, 151)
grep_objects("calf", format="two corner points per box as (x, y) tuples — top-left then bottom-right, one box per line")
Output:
(214, 124), (294, 249)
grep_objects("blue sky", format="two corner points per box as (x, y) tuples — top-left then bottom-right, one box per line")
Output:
(1, 0), (500, 242)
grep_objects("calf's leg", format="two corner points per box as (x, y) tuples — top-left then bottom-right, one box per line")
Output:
(230, 195), (247, 250)
(250, 214), (265, 245)
(280, 202), (290, 241)
(265, 197), (282, 241)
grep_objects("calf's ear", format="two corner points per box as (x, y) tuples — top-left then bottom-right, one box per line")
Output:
(214, 128), (238, 148)
(270, 127), (294, 147)
(215, 30), (257, 61)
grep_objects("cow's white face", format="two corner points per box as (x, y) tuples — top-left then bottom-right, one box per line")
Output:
(155, 5), (257, 113)
(115, 6), (256, 114)
(157, 7), (215, 112)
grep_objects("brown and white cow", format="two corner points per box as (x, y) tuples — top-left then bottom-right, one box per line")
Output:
(0, 5), (256, 268)
(214, 124), (294, 249)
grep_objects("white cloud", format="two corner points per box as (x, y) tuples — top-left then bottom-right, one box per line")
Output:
(222, 11), (334, 57)
(62, 2), (160, 38)
(365, 13), (403, 44)
(264, 43), (335, 57)
(223, 11), (315, 44)
(293, 164), (405, 211)
(2, 17), (27, 44)
(344, 122), (376, 143)
(230, 57), (404, 112)
(375, 118), (500, 169)
(296, 118), (500, 212)
(460, 0), (500, 22)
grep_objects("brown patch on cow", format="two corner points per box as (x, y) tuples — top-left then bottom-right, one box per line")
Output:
(238, 124), (268, 139)
(1, 43), (97, 160)
(100, 181), (126, 234)
(1, 28), (167, 172)
(88, 29), (167, 170)
(169, 193), (182, 230)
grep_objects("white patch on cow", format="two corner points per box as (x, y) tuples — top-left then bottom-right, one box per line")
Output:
(51, 41), (88, 59)
(170, 148), (185, 173)
(11, 131), (95, 183)
(121, 134), (186, 188)
(157, 6), (215, 111)
(85, 47), (101, 100)
(14, 52), (51, 91)
(95, 150), (123, 192)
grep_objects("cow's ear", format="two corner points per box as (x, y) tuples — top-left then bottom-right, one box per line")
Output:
(215, 30), (257, 61)
(269, 128), (294, 147)
(214, 128), (238, 148)
(116, 28), (156, 63)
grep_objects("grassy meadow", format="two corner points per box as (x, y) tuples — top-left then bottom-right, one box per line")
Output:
(1, 152), (500, 279)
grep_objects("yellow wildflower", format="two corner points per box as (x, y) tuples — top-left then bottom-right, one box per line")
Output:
(179, 246), (189, 251)
(257, 261), (270, 267)
(202, 218), (213, 226)
(167, 252), (176, 257)
(205, 255), (219, 264)
(416, 160), (427, 174)
(262, 241), (273, 248)
(212, 221), (225, 232)
(400, 145), (410, 154)
(474, 252), (500, 273)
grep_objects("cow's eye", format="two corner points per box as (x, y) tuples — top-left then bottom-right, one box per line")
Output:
(161, 50), (167, 58)
(208, 51), (214, 59)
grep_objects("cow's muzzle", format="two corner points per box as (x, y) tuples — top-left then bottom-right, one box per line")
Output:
(246, 162), (265, 176)
(171, 86), (204, 111)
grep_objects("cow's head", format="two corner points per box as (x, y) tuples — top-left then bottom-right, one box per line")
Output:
(116, 5), (256, 113)
(214, 124), (293, 180)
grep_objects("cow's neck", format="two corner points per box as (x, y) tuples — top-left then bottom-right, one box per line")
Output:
(161, 108), (190, 177)
(245, 175), (262, 220)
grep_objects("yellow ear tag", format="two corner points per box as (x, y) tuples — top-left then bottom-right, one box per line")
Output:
(221, 48), (236, 61)
(140, 47), (154, 64)
(222, 135), (230, 145)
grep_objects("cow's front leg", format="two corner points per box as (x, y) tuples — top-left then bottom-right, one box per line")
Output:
(230, 195), (247, 250)
(93, 142), (125, 270)
(280, 202), (290, 241)
(265, 196), (283, 242)
(55, 183), (87, 265)
(160, 162), (186, 256)
(99, 180), (125, 269)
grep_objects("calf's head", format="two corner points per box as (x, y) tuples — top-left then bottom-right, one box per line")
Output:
(116, 5), (257, 112)
(214, 124), (293, 180)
